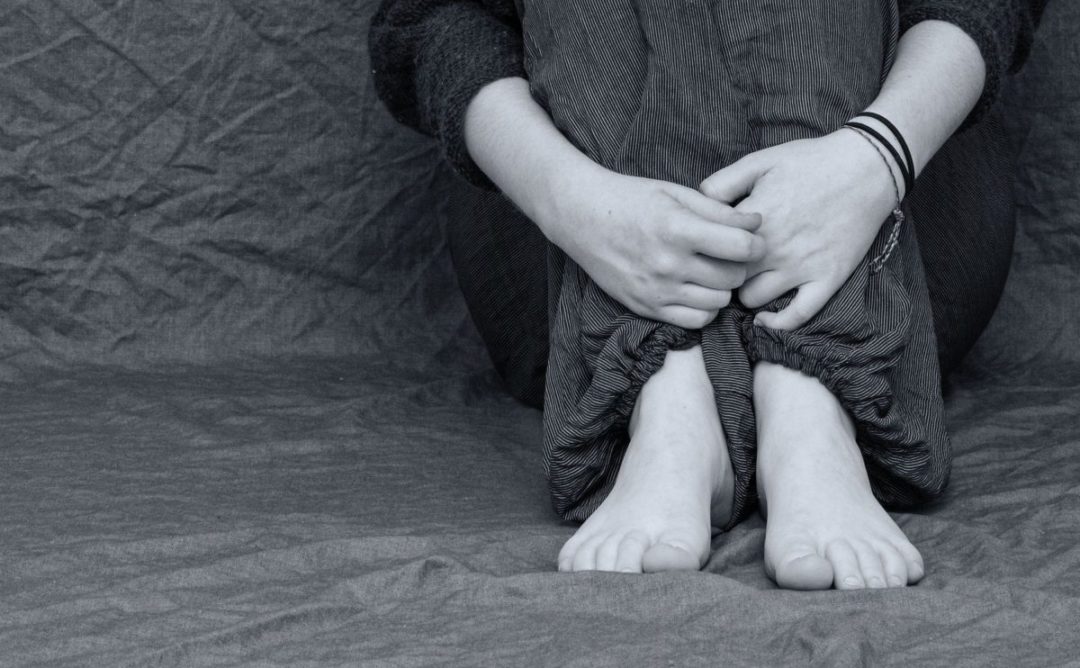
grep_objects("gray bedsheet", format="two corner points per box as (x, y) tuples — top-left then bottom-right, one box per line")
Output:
(0, 1), (1078, 666)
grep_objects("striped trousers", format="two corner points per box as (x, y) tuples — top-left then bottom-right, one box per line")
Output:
(524, 0), (950, 527)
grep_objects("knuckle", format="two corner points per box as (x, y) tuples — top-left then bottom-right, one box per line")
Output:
(660, 308), (688, 328)
(742, 293), (763, 310)
(688, 312), (711, 329)
(654, 213), (675, 237)
(653, 252), (677, 277)
(637, 301), (660, 321)
(648, 219), (673, 248)
(733, 233), (755, 259)
(730, 265), (748, 286)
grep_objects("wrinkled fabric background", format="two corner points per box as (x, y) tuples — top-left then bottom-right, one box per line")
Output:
(0, 1), (1078, 666)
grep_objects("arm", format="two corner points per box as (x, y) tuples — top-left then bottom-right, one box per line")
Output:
(700, 16), (1027, 330)
(862, 20), (985, 178)
(465, 78), (765, 330)
(898, 0), (1048, 131)
(368, 0), (1045, 186)
(371, 0), (767, 329)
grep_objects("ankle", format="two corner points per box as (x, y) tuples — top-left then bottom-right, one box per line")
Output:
(753, 362), (854, 436)
(630, 345), (712, 437)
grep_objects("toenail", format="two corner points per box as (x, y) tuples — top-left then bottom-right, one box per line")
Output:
(843, 576), (862, 587)
(868, 577), (885, 588)
(888, 576), (904, 587)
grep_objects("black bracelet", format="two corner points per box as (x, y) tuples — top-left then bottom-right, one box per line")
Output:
(843, 126), (905, 273)
(856, 112), (915, 194)
(843, 120), (914, 197)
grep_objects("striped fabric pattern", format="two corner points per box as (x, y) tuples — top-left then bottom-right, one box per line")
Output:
(526, 0), (951, 527)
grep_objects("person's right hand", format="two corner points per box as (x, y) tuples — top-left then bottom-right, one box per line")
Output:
(539, 164), (766, 329)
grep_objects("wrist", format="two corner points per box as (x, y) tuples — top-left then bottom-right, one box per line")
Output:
(462, 76), (607, 246)
(835, 129), (900, 216)
(846, 112), (915, 193)
(530, 151), (610, 247)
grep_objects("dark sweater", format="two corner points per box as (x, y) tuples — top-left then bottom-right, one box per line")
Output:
(369, 0), (1047, 187)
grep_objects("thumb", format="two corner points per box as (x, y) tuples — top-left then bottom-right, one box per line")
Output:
(753, 281), (832, 331)
(700, 155), (769, 204)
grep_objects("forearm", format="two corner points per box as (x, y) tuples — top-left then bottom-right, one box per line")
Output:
(862, 20), (986, 179)
(463, 77), (600, 243)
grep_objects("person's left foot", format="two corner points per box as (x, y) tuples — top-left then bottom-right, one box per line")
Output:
(754, 361), (925, 590)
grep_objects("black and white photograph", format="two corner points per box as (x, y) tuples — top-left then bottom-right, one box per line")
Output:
(0, 0), (1075, 665)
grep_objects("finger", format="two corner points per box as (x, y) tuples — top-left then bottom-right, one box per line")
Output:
(753, 281), (833, 331)
(679, 221), (766, 264)
(738, 270), (796, 309)
(657, 304), (720, 330)
(699, 155), (769, 204)
(669, 284), (732, 312)
(679, 255), (747, 291)
(670, 189), (763, 231)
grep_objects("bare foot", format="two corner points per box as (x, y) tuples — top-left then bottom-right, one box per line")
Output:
(557, 345), (735, 573)
(754, 362), (925, 590)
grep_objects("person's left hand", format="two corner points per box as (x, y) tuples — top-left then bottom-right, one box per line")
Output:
(699, 129), (900, 330)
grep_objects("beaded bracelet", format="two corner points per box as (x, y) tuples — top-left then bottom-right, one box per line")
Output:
(843, 126), (904, 273)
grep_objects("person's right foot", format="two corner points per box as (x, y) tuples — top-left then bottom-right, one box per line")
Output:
(754, 361), (925, 590)
(557, 345), (735, 573)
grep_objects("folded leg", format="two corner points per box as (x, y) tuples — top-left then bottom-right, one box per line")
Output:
(530, 0), (948, 551)
(744, 212), (950, 509)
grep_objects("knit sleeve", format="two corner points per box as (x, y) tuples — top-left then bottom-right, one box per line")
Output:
(369, 0), (525, 187)
(897, 0), (1048, 128)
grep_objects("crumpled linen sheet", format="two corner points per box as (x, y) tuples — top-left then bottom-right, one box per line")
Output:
(0, 1), (1077, 666)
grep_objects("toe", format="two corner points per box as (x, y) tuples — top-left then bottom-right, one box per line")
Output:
(571, 536), (605, 571)
(853, 542), (887, 589)
(558, 534), (586, 572)
(770, 542), (833, 590)
(892, 540), (925, 583)
(825, 541), (864, 589)
(878, 542), (909, 588)
(614, 532), (648, 573)
(642, 534), (703, 573)
(595, 536), (621, 572)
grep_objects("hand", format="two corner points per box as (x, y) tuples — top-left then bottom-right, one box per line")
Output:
(699, 129), (898, 330)
(541, 165), (766, 329)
